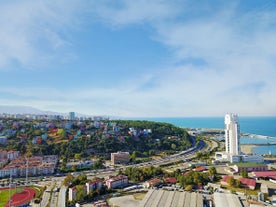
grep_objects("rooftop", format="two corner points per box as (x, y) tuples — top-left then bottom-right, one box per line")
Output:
(252, 171), (276, 178)
(140, 189), (203, 207)
(239, 178), (256, 188)
(233, 162), (266, 167)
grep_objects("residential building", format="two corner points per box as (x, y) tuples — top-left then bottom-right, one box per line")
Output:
(105, 175), (128, 189)
(7, 150), (19, 161)
(111, 151), (130, 165)
(144, 178), (162, 188)
(231, 163), (268, 173)
(225, 113), (240, 155)
(69, 112), (75, 121)
(0, 155), (58, 178)
(0, 158), (7, 168)
(0, 150), (19, 161)
(239, 178), (256, 190)
(86, 180), (103, 194)
(0, 150), (7, 158)
(165, 177), (177, 185)
(221, 175), (234, 186)
(69, 186), (77, 201)
(0, 136), (8, 144)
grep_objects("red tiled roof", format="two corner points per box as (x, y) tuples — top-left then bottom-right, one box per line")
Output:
(253, 171), (276, 177)
(165, 177), (177, 183)
(148, 178), (161, 185)
(193, 166), (206, 172)
(87, 180), (102, 185)
(239, 178), (256, 188)
(221, 175), (234, 182)
(106, 175), (128, 182)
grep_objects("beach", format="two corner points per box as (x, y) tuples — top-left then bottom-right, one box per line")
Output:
(240, 144), (257, 154)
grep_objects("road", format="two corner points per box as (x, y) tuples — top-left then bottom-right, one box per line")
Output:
(28, 137), (210, 206)
(39, 184), (52, 207)
(57, 185), (67, 207)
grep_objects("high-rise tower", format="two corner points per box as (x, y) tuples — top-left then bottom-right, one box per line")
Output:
(69, 112), (75, 120)
(225, 113), (240, 155)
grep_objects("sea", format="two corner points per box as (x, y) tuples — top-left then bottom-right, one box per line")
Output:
(131, 117), (276, 155)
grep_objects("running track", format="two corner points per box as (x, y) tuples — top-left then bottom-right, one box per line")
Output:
(5, 187), (36, 207)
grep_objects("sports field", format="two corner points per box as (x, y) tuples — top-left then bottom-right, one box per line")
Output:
(0, 187), (35, 207)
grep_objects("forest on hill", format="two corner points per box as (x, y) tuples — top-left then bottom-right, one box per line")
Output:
(0, 119), (192, 159)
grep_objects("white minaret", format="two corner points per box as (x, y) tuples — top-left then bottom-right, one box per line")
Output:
(225, 113), (240, 155)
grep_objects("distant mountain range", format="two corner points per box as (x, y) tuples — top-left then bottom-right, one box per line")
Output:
(0, 105), (112, 118)
(0, 105), (67, 116)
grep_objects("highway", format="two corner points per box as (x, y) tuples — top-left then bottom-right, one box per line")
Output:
(32, 137), (211, 206)
(57, 185), (67, 207)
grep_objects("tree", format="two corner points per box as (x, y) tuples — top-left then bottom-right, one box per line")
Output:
(226, 177), (235, 186)
(171, 143), (176, 150)
(185, 185), (193, 191)
(130, 151), (137, 162)
(71, 165), (77, 172)
(63, 174), (74, 186)
(74, 153), (83, 160)
(75, 185), (86, 202)
(240, 169), (248, 178)
(94, 158), (104, 169)
(208, 166), (217, 176)
(234, 179), (241, 188)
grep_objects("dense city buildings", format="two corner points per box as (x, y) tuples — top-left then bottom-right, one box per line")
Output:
(0, 155), (58, 178)
(0, 112), (109, 121)
(111, 151), (130, 165)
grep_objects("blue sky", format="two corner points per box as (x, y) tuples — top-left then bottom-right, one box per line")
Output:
(0, 0), (276, 117)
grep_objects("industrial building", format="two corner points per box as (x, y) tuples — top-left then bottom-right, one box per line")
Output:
(213, 192), (243, 207)
(139, 189), (204, 207)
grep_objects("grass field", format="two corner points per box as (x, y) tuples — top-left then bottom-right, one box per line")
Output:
(0, 188), (22, 207)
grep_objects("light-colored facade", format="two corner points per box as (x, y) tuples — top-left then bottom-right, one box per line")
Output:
(0, 136), (8, 144)
(111, 151), (130, 165)
(215, 114), (264, 163)
(68, 186), (77, 201)
(231, 154), (264, 163)
(69, 112), (75, 120)
(214, 192), (243, 207)
(105, 175), (128, 189)
(225, 113), (240, 155)
(0, 155), (57, 178)
(232, 163), (268, 173)
(86, 180), (103, 194)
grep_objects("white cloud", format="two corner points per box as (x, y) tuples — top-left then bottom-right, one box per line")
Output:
(1, 1), (276, 116)
(0, 1), (85, 69)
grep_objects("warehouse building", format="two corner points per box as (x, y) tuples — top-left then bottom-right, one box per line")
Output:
(139, 189), (203, 207)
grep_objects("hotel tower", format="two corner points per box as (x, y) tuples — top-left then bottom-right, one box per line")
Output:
(225, 113), (241, 155)
(215, 113), (263, 163)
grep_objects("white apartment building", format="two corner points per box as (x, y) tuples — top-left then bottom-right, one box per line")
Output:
(215, 113), (263, 163)
(105, 175), (128, 189)
(225, 113), (240, 155)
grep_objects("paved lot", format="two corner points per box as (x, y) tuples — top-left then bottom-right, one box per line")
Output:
(109, 195), (141, 207)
